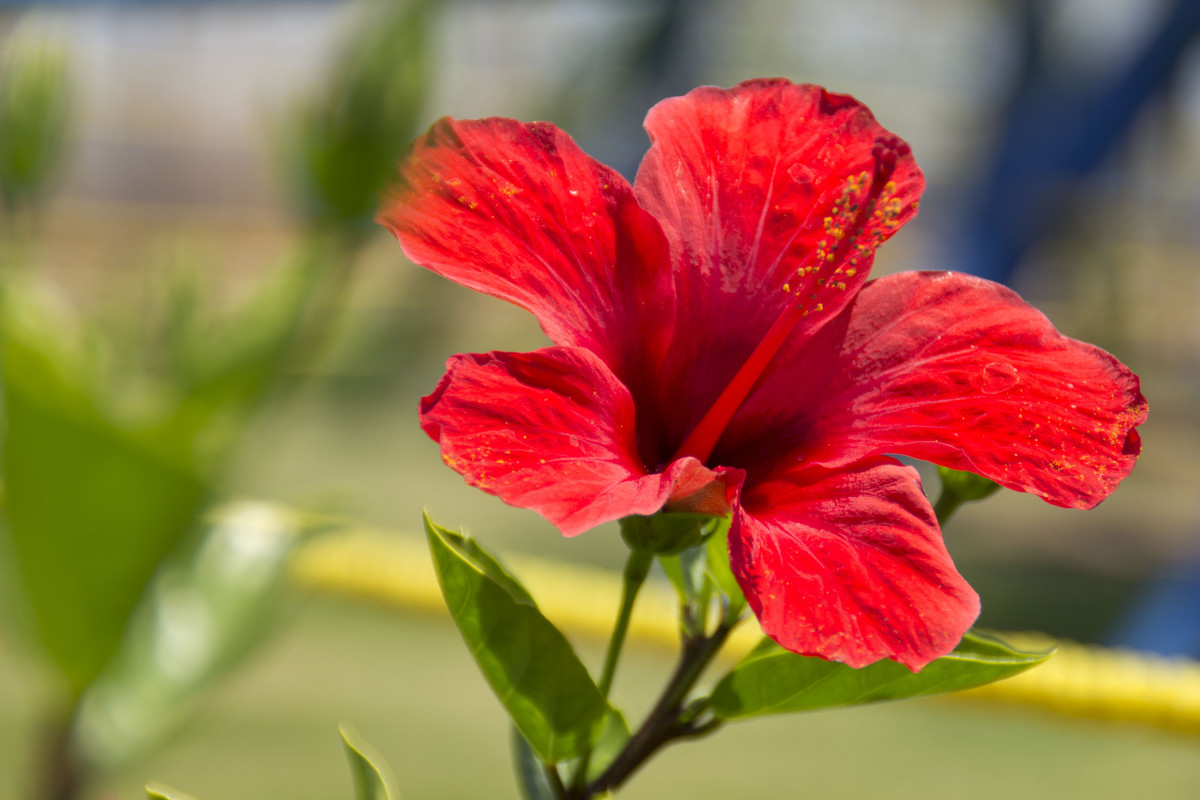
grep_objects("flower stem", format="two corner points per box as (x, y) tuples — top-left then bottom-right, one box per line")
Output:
(571, 547), (653, 793)
(545, 763), (568, 800)
(933, 494), (962, 526)
(583, 612), (737, 797)
(598, 548), (654, 700)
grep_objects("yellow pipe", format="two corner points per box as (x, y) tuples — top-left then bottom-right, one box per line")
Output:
(290, 527), (1200, 735)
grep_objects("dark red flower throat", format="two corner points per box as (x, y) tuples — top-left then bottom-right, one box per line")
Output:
(673, 137), (910, 465)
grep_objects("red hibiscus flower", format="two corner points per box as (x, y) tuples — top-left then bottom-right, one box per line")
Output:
(379, 79), (1147, 671)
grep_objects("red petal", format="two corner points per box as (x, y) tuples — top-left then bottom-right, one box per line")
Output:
(420, 347), (739, 537)
(634, 79), (923, 455)
(731, 459), (979, 671)
(724, 271), (1147, 508)
(379, 117), (673, 391)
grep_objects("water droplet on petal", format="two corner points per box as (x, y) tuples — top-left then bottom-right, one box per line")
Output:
(787, 163), (815, 195)
(980, 362), (1019, 394)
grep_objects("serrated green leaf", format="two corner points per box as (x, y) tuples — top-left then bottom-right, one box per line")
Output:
(425, 513), (608, 763)
(341, 724), (396, 800)
(145, 782), (198, 800)
(710, 630), (1052, 720)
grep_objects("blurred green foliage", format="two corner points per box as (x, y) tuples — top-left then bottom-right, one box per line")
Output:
(0, 2), (435, 797)
(0, 261), (312, 697)
(143, 725), (399, 800)
(76, 503), (305, 769)
(281, 0), (436, 238)
(145, 783), (199, 800)
(340, 725), (398, 800)
(0, 25), (70, 215)
(0, 305), (212, 695)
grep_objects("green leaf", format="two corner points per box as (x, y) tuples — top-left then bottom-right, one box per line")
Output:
(0, 251), (315, 697)
(659, 539), (709, 601)
(145, 783), (198, 800)
(511, 726), (561, 800)
(709, 630), (1053, 720)
(341, 724), (396, 800)
(0, 317), (209, 695)
(425, 513), (608, 763)
(659, 543), (713, 637)
(703, 516), (746, 618)
(658, 516), (743, 635)
(584, 708), (631, 784)
(73, 503), (303, 767)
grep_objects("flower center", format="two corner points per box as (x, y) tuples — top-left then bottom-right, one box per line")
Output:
(671, 138), (908, 465)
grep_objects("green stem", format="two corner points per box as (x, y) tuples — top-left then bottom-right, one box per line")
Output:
(933, 493), (962, 526)
(37, 706), (86, 800)
(572, 548), (652, 793)
(545, 763), (568, 800)
(582, 612), (737, 797)
(597, 548), (653, 700)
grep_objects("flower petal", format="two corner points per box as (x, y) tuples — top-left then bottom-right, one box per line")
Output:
(722, 271), (1147, 509)
(730, 458), (979, 671)
(379, 117), (673, 390)
(633, 79), (923, 454)
(421, 346), (738, 537)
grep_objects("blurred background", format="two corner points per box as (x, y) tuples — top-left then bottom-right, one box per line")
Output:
(0, 0), (1198, 797)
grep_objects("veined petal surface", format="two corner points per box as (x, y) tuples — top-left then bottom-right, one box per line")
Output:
(420, 347), (737, 537)
(634, 79), (923, 454)
(722, 271), (1146, 508)
(730, 458), (979, 671)
(380, 117), (673, 391)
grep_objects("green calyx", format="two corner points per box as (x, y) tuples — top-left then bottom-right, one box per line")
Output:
(619, 511), (726, 556)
